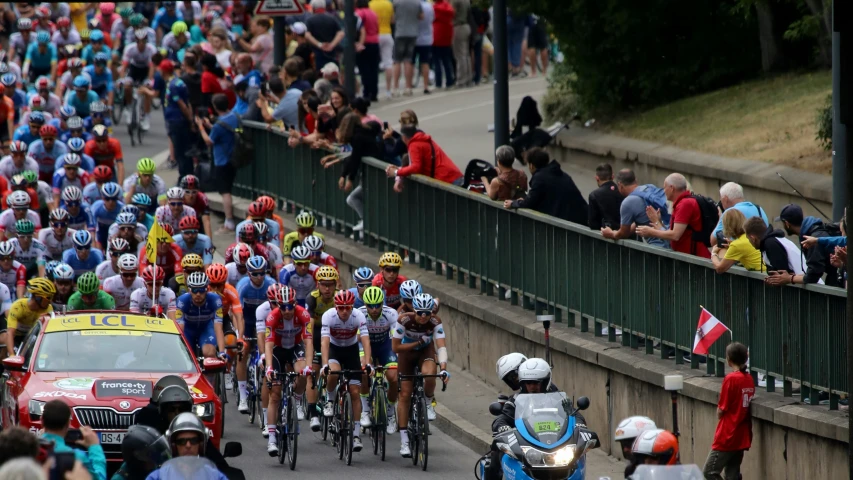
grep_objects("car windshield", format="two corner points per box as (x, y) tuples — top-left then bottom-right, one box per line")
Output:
(35, 330), (196, 373)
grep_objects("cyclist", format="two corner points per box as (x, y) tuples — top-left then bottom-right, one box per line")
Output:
(23, 96), (55, 125)
(1, 75), (26, 126)
(131, 265), (178, 321)
(254, 222), (282, 277)
(137, 224), (184, 282)
(82, 165), (117, 205)
(179, 175), (212, 237)
(119, 29), (157, 129)
(0, 84), (12, 153)
(161, 21), (192, 63)
(90, 181), (125, 249)
(23, 31), (57, 83)
(225, 242), (253, 288)
(84, 125), (125, 181)
(28, 125), (69, 183)
(39, 209), (75, 260)
(256, 196), (285, 248)
(48, 262), (75, 313)
(320, 289), (371, 452)
(52, 153), (91, 204)
(0, 241), (26, 299)
(236, 256), (276, 413)
(111, 8), (135, 57)
(52, 17), (82, 51)
(264, 285), (313, 455)
(84, 101), (114, 133)
(0, 141), (39, 180)
(207, 262), (245, 361)
(82, 30), (111, 67)
(303, 235), (338, 269)
(60, 137), (95, 173)
(347, 267), (375, 309)
(62, 230), (104, 279)
(125, 14), (157, 50)
(131, 193), (156, 230)
(153, 2), (184, 43)
(173, 216), (213, 264)
(357, 286), (400, 433)
(103, 253), (144, 310)
(277, 246), (317, 308)
(63, 75), (100, 119)
(58, 59), (89, 100)
(21, 170), (55, 218)
(175, 271), (227, 364)
(83, 54), (114, 107)
(124, 158), (166, 211)
(94, 4), (122, 45)
(168, 254), (205, 298)
(225, 223), (269, 266)
(5, 278), (55, 354)
(156, 187), (197, 233)
(52, 107), (79, 144)
(96, 237), (132, 283)
(1, 191), (42, 240)
(60, 186), (96, 233)
(9, 219), (47, 277)
(236, 201), (281, 246)
(107, 207), (148, 244)
(67, 271), (115, 311)
(393, 293), (449, 457)
(31, 76), (63, 115)
(8, 19), (35, 65)
(373, 252), (408, 310)
(397, 279), (441, 315)
(12, 110), (44, 146)
(305, 265), (339, 431)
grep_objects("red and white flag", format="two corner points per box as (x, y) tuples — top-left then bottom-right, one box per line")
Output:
(692, 308), (730, 355)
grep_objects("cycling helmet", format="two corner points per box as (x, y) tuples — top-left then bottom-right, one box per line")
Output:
(72, 229), (93, 247)
(36, 31), (50, 44)
(52, 262), (75, 281)
(118, 253), (139, 271)
(27, 278), (57, 298)
(303, 235), (324, 252)
(15, 219), (35, 235)
(253, 222), (268, 240)
(67, 58), (83, 69)
(21, 171), (38, 186)
(120, 7), (134, 18)
(89, 30), (105, 42)
(233, 243), (253, 265)
(45, 260), (61, 281)
(116, 212), (136, 226)
(92, 124), (109, 138)
(179, 216), (199, 231)
(109, 237), (131, 255)
(101, 182), (121, 199)
(179, 175), (199, 190)
(0, 241), (13, 256)
(62, 186), (83, 202)
(631, 429), (679, 466)
(615, 416), (658, 461)
(206, 263), (228, 284)
(334, 289), (356, 306)
(59, 105), (76, 119)
(181, 254), (204, 270)
(67, 132), (85, 147)
(28, 111), (45, 125)
(412, 293), (435, 312)
(132, 193), (152, 207)
(160, 223), (174, 236)
(80, 29), (90, 40)
(238, 222), (255, 241)
(157, 386), (192, 417)
(265, 284), (278, 302)
(93, 53), (109, 65)
(171, 21), (188, 36)
(30, 96), (45, 110)
(63, 153), (82, 167)
(93, 165), (113, 181)
(0, 63), (7, 75)
(35, 76), (50, 90)
(121, 425), (171, 476)
(90, 101), (107, 114)
(496, 353), (528, 391)
(167, 412), (207, 456)
(246, 255), (267, 272)
(137, 157), (156, 175)
(72, 75), (90, 89)
(9, 140), (27, 153)
(57, 17), (72, 28)
(67, 117), (84, 131)
(315, 265), (339, 282)
(186, 271), (209, 289)
(0, 73), (16, 87)
(49, 208), (70, 223)
(378, 252), (403, 268)
(18, 18), (32, 30)
(141, 265), (165, 283)
(362, 286), (384, 305)
(132, 28), (148, 40)
(10, 175), (26, 189)
(399, 279), (422, 300)
(290, 246), (310, 262)
(8, 190), (31, 208)
(129, 14), (143, 27)
(517, 358), (552, 392)
(257, 196), (275, 214)
(100, 3), (116, 15)
(166, 187), (184, 200)
(39, 124), (58, 138)
(277, 285), (296, 305)
(247, 201), (265, 218)
(120, 205), (140, 218)
(352, 267), (374, 283)
(295, 211), (315, 228)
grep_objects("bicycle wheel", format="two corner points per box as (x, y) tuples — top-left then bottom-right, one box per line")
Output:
(277, 398), (287, 465)
(247, 371), (257, 424)
(255, 369), (265, 426)
(215, 373), (226, 439)
(418, 396), (429, 471)
(409, 402), (419, 466)
(343, 392), (353, 466)
(287, 391), (299, 470)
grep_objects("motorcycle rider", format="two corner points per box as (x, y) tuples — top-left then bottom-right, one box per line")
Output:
(614, 416), (658, 462)
(111, 425), (172, 480)
(625, 429), (680, 478)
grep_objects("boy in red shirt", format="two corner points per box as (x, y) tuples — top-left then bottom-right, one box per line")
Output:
(703, 342), (755, 480)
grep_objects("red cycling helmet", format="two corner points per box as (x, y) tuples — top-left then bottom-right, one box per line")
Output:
(234, 243), (254, 265)
(180, 174), (200, 190)
(160, 223), (174, 236)
(266, 284), (278, 302)
(57, 17), (71, 28)
(141, 265), (165, 282)
(247, 201), (265, 218)
(39, 124), (58, 137)
(238, 222), (256, 242)
(93, 165), (113, 182)
(179, 215), (200, 231)
(207, 263), (228, 284)
(334, 290), (356, 307)
(277, 285), (296, 305)
(257, 196), (275, 214)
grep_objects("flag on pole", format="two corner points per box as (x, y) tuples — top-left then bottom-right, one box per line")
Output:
(693, 307), (730, 355)
(145, 222), (173, 264)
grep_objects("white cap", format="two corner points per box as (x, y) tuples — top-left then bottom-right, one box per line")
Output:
(320, 62), (339, 76)
(291, 22), (306, 35)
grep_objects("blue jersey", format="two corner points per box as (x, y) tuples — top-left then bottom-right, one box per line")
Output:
(347, 287), (366, 309)
(83, 65), (114, 95)
(82, 182), (124, 206)
(64, 90), (100, 118)
(55, 153), (95, 173)
(152, 9), (183, 31)
(81, 44), (112, 66)
(13, 126), (39, 146)
(12, 89), (27, 124)
(61, 247), (105, 278)
(58, 129), (93, 145)
(90, 199), (125, 245)
(277, 263), (317, 306)
(25, 43), (58, 69)
(82, 116), (113, 133)
(163, 77), (189, 124)
(236, 275), (276, 335)
(62, 203), (96, 231)
(27, 139), (69, 175)
(172, 233), (214, 264)
(176, 292), (223, 326)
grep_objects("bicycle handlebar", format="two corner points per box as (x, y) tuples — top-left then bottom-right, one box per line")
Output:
(398, 372), (449, 392)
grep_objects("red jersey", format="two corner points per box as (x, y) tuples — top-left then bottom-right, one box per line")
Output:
(265, 305), (312, 349)
(711, 370), (755, 451)
(185, 191), (211, 218)
(138, 242), (184, 277)
(371, 273), (408, 309)
(670, 191), (711, 258)
(224, 242), (269, 265)
(84, 137), (124, 170)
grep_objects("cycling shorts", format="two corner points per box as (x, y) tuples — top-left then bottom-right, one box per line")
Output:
(128, 64), (149, 85)
(396, 342), (435, 379)
(222, 313), (232, 334)
(183, 321), (217, 349)
(243, 316), (257, 339)
(328, 343), (361, 373)
(359, 338), (397, 368)
(271, 343), (306, 371)
(93, 84), (108, 98)
(312, 327), (321, 361)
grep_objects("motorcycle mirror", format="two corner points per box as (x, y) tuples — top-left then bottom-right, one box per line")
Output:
(498, 394), (509, 401)
(576, 396), (590, 411)
(489, 402), (503, 416)
(223, 442), (242, 458)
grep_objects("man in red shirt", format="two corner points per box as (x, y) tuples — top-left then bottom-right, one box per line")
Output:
(635, 173), (711, 258)
(84, 126), (125, 182)
(703, 341), (754, 480)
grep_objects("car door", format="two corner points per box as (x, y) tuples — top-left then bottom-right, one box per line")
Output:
(1, 322), (41, 427)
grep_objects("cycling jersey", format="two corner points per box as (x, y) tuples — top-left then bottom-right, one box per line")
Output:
(266, 305), (312, 349)
(184, 192), (210, 218)
(64, 90), (101, 118)
(82, 182), (115, 205)
(20, 111), (55, 128)
(59, 71), (92, 95)
(12, 126), (39, 146)
(139, 213), (155, 231)
(81, 44), (112, 66)
(27, 139), (69, 179)
(0, 210), (42, 237)
(255, 300), (271, 336)
(123, 27), (157, 47)
(95, 260), (119, 283)
(107, 223), (148, 241)
(225, 262), (247, 288)
(313, 252), (338, 269)
(152, 9), (184, 32)
(90, 199), (126, 246)
(0, 156), (40, 180)
(82, 65), (114, 95)
(9, 238), (47, 271)
(103, 275), (145, 311)
(371, 273), (409, 310)
(278, 263), (318, 306)
(52, 168), (91, 197)
(172, 233), (214, 264)
(84, 137), (124, 171)
(67, 290), (115, 311)
(64, 203), (96, 232)
(0, 283), (11, 316)
(175, 292), (222, 349)
(265, 242), (284, 270)
(236, 275), (276, 337)
(35, 180), (54, 207)
(25, 43), (58, 70)
(224, 242), (268, 265)
(28, 92), (63, 115)
(212, 284), (243, 319)
(82, 117), (113, 134)
(138, 242), (183, 278)
(52, 30), (82, 50)
(123, 174), (167, 205)
(393, 312), (446, 347)
(62, 247), (105, 279)
(0, 261), (26, 300)
(235, 219), (281, 245)
(347, 287), (366, 309)
(55, 153), (96, 173)
(155, 204), (196, 233)
(358, 305), (398, 345)
(1, 188), (38, 211)
(130, 286), (177, 316)
(9, 32), (33, 63)
(321, 308), (368, 348)
(121, 42), (158, 69)
(282, 231), (326, 257)
(160, 32), (191, 55)
(7, 298), (52, 336)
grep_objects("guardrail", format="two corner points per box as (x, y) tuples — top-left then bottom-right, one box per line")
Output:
(235, 121), (848, 408)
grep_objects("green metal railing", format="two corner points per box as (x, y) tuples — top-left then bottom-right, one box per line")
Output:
(236, 122), (848, 409)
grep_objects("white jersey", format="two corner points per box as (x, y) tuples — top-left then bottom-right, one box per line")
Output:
(130, 287), (177, 315)
(0, 156), (40, 181)
(0, 261), (25, 300)
(357, 306), (398, 344)
(122, 174), (167, 205)
(321, 308), (368, 348)
(0, 282), (11, 315)
(95, 260), (120, 284)
(107, 222), (148, 239)
(264, 242), (283, 269)
(155, 205), (197, 233)
(36, 180), (54, 207)
(0, 210), (42, 237)
(226, 262), (247, 288)
(255, 300), (272, 337)
(38, 228), (76, 260)
(9, 238), (47, 270)
(102, 275), (146, 310)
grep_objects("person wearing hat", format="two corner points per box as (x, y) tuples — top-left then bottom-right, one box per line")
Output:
(289, 22), (313, 74)
(766, 204), (841, 287)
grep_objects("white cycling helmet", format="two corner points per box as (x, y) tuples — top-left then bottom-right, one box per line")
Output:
(118, 253), (139, 272)
(166, 187), (184, 200)
(303, 234), (324, 252)
(517, 358), (551, 392)
(496, 352), (528, 391)
(8, 190), (31, 208)
(0, 240), (14, 257)
(52, 263), (75, 281)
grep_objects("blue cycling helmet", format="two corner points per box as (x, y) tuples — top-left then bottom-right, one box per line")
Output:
(72, 229), (93, 247)
(89, 30), (104, 42)
(67, 137), (85, 153)
(101, 182), (121, 199)
(72, 75), (90, 89)
(29, 111), (45, 125)
(93, 52), (109, 64)
(412, 293), (435, 312)
(246, 255), (267, 272)
(131, 193), (152, 206)
(120, 205), (140, 218)
(116, 212), (136, 226)
(352, 267), (374, 283)
(400, 279), (422, 300)
(52, 263), (75, 281)
(0, 73), (16, 87)
(59, 105), (76, 119)
(45, 260), (62, 280)
(36, 31), (50, 44)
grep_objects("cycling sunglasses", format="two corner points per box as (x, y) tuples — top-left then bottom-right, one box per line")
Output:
(51, 222), (68, 228)
(383, 267), (400, 273)
(249, 271), (266, 278)
(65, 201), (81, 207)
(366, 303), (382, 309)
(335, 305), (353, 312)
(183, 229), (198, 235)
(168, 202), (183, 207)
(356, 283), (372, 289)
(280, 304), (295, 311)
(415, 310), (432, 317)
(75, 245), (91, 250)
(190, 287), (207, 294)
(297, 228), (313, 235)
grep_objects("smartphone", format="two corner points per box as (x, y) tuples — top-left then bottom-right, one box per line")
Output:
(231, 25), (244, 36)
(64, 428), (82, 444)
(383, 121), (389, 130)
(50, 452), (77, 480)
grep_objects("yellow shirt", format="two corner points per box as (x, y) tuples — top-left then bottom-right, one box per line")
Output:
(369, 0), (394, 35)
(724, 235), (766, 272)
(7, 298), (53, 336)
(69, 3), (90, 33)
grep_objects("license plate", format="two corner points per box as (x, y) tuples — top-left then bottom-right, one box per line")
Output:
(98, 432), (127, 444)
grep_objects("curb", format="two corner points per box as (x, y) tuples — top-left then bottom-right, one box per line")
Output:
(434, 404), (492, 455)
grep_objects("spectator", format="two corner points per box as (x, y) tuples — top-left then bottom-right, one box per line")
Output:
(710, 209), (765, 274)
(431, 0), (455, 89)
(636, 173), (711, 258)
(766, 204), (840, 287)
(0, 427), (39, 466)
(743, 216), (807, 276)
(355, 0), (381, 102)
(281, 57), (311, 93)
(414, 0), (435, 95)
(351, 97), (381, 125)
(502, 147), (588, 226)
(196, 94), (237, 232)
(601, 169), (669, 249)
(237, 17), (274, 75)
(481, 145), (527, 202)
(232, 53), (262, 90)
(506, 9), (528, 77)
(40, 399), (106, 480)
(334, 112), (383, 231)
(157, 60), (194, 180)
(451, 0), (472, 87)
(289, 24), (313, 73)
(385, 125), (463, 189)
(199, 54), (228, 113)
(587, 163), (622, 231)
(392, 0), (422, 97)
(305, 0), (345, 70)
(249, 77), (290, 126)
(0, 458), (48, 480)
(711, 182), (769, 247)
(369, 0), (395, 99)
(526, 15), (549, 77)
(470, 5), (490, 84)
(205, 27), (233, 71)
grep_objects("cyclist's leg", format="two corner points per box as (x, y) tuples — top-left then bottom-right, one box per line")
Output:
(306, 333), (321, 419)
(379, 342), (399, 405)
(266, 348), (285, 446)
(292, 343), (308, 396)
(200, 321), (218, 358)
(340, 344), (363, 432)
(396, 350), (418, 433)
(326, 344), (341, 396)
(358, 343), (370, 416)
(237, 321), (255, 404)
(421, 342), (438, 396)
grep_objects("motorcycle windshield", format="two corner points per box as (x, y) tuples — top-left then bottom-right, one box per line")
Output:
(631, 465), (706, 480)
(513, 392), (573, 447)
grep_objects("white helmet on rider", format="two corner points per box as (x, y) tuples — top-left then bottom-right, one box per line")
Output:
(615, 416), (657, 461)
(516, 358), (551, 393)
(496, 352), (527, 391)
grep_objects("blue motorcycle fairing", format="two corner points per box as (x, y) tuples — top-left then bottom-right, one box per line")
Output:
(515, 414), (576, 450)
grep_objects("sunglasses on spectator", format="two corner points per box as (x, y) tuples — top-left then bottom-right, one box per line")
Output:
(190, 288), (207, 294)
(52, 222), (68, 228)
(298, 228), (313, 235)
(173, 436), (202, 446)
(280, 304), (295, 311)
(169, 202), (183, 207)
(383, 267), (400, 273)
(366, 303), (382, 309)
(76, 245), (91, 250)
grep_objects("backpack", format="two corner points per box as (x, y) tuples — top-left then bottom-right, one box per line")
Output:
(630, 184), (671, 227)
(689, 193), (720, 248)
(216, 116), (255, 169)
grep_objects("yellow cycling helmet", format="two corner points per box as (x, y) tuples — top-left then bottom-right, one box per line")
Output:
(27, 278), (56, 299)
(181, 253), (204, 270)
(295, 211), (315, 229)
(171, 21), (188, 36)
(378, 252), (403, 268)
(137, 157), (156, 175)
(315, 265), (339, 282)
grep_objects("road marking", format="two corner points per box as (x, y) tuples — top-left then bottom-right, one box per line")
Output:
(372, 77), (547, 112)
(416, 90), (548, 122)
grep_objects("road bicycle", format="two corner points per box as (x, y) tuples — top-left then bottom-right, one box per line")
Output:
(367, 365), (389, 461)
(327, 369), (365, 466)
(270, 371), (301, 469)
(237, 338), (264, 425)
(398, 367), (448, 471)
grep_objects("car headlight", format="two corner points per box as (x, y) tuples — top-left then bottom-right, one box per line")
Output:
(28, 400), (45, 420)
(522, 444), (576, 468)
(194, 402), (215, 421)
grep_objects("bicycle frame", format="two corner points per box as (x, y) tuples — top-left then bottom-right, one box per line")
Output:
(398, 367), (447, 471)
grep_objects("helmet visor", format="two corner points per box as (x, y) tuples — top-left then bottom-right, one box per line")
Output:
(134, 434), (172, 467)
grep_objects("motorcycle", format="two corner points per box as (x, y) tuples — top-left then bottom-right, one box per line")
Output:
(476, 392), (599, 480)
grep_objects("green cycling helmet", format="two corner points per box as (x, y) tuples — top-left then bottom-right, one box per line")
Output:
(77, 272), (101, 295)
(362, 286), (384, 306)
(130, 14), (144, 27)
(21, 170), (38, 185)
(15, 219), (35, 235)
(171, 21), (188, 36)
(137, 157), (156, 175)
(119, 7), (134, 18)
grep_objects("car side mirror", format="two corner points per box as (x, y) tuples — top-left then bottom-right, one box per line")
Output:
(489, 401), (503, 416)
(223, 441), (242, 458)
(2, 356), (25, 372)
(202, 358), (225, 373)
(576, 396), (590, 411)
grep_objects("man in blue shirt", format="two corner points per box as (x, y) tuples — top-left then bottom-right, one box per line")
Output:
(711, 181), (770, 247)
(196, 93), (237, 232)
(64, 76), (100, 118)
(84, 55), (115, 107)
(156, 60), (195, 180)
(152, 2), (184, 40)
(40, 400), (107, 480)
